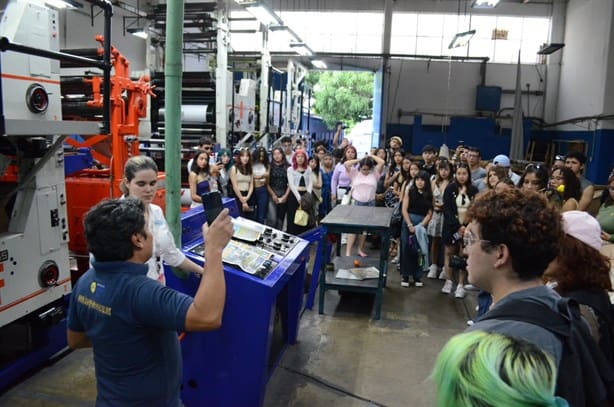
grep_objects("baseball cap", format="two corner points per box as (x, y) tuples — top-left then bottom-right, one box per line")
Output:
(493, 154), (511, 168)
(422, 144), (437, 154)
(390, 136), (403, 146)
(562, 210), (602, 251)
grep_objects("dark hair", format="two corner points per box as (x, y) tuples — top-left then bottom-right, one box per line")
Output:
(252, 146), (269, 169)
(557, 167), (581, 201)
(376, 147), (387, 162)
(565, 151), (587, 165)
(388, 148), (405, 175)
(455, 162), (473, 187)
(605, 174), (614, 207)
(309, 155), (321, 174)
(545, 234), (612, 293)
(358, 156), (375, 170)
(198, 136), (213, 146)
(410, 170), (433, 202)
(120, 156), (158, 195)
(519, 164), (550, 192)
(467, 189), (562, 280)
(271, 147), (287, 165)
(280, 136), (292, 144)
(84, 198), (146, 262)
(190, 149), (210, 175)
(435, 160), (453, 186)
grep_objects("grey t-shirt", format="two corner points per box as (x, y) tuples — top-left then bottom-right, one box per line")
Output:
(471, 167), (487, 188)
(466, 285), (563, 366)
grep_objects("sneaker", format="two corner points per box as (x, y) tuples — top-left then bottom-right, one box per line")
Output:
(438, 269), (447, 280)
(466, 319), (475, 326)
(414, 280), (424, 287)
(441, 279), (453, 294)
(391, 255), (400, 264)
(426, 264), (438, 279)
(455, 285), (466, 299)
(401, 276), (410, 288)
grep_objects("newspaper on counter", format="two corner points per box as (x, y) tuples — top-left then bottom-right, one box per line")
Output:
(222, 240), (275, 275)
(335, 266), (380, 280)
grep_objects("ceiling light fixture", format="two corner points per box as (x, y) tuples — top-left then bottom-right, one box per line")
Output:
(537, 43), (565, 55)
(242, 1), (283, 27)
(127, 27), (148, 39)
(472, 0), (501, 8)
(269, 25), (300, 43)
(290, 42), (314, 57)
(448, 29), (476, 49)
(44, 0), (82, 9)
(311, 60), (327, 69)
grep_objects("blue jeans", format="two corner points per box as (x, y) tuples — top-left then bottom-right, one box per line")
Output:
(252, 186), (269, 224)
(477, 290), (492, 317)
(400, 214), (430, 281)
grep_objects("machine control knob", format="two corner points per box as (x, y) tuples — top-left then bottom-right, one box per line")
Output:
(26, 84), (49, 114)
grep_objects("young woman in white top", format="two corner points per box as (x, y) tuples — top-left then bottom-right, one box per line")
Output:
(121, 156), (203, 285)
(230, 149), (255, 219)
(286, 149), (313, 236)
(426, 160), (452, 278)
(251, 147), (270, 224)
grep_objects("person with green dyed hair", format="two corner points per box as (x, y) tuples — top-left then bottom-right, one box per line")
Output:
(432, 331), (568, 407)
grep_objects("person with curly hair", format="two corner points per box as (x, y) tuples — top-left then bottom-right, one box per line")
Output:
(464, 189), (564, 365)
(432, 331), (568, 407)
(544, 210), (613, 363)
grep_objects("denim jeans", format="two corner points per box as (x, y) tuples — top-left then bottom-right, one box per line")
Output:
(400, 214), (430, 281)
(252, 186), (269, 224)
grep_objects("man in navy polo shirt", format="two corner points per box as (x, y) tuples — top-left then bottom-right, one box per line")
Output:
(67, 198), (233, 406)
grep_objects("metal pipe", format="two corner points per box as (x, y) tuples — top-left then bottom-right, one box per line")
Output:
(0, 38), (105, 69)
(163, 0), (184, 273)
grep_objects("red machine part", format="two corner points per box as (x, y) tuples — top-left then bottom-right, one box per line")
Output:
(64, 36), (163, 277)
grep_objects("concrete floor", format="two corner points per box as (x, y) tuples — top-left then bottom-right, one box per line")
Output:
(0, 249), (476, 407)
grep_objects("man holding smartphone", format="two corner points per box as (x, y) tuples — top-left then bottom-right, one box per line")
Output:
(67, 198), (233, 406)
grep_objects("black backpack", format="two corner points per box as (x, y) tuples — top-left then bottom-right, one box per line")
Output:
(566, 289), (614, 366)
(479, 298), (614, 407)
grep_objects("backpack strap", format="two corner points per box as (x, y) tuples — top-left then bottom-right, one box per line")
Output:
(478, 299), (571, 338)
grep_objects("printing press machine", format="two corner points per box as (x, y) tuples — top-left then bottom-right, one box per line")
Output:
(166, 198), (310, 407)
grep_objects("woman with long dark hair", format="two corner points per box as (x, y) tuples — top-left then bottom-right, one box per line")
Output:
(267, 147), (290, 230)
(441, 163), (478, 298)
(400, 170), (433, 287)
(549, 167), (581, 212)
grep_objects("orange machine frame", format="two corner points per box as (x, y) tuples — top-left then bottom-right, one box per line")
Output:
(64, 36), (163, 273)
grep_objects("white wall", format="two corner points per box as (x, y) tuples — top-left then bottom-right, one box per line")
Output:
(603, 2), (614, 118)
(386, 59), (544, 126)
(556, 0), (614, 126)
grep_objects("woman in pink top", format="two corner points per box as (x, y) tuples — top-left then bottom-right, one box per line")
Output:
(343, 154), (386, 257)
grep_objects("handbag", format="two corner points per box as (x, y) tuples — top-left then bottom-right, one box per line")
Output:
(389, 201), (402, 238)
(294, 205), (309, 227)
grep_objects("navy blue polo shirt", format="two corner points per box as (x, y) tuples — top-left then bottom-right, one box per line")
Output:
(68, 260), (193, 407)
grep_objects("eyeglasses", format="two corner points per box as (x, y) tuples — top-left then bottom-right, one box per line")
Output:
(463, 232), (492, 248)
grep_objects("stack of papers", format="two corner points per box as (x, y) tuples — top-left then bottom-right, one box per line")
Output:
(335, 266), (380, 280)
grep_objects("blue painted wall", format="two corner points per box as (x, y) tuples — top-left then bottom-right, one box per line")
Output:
(383, 115), (611, 184)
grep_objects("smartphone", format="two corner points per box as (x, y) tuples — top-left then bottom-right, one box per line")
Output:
(201, 191), (223, 225)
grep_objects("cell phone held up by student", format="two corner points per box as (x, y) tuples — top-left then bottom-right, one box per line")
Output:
(201, 191), (223, 226)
